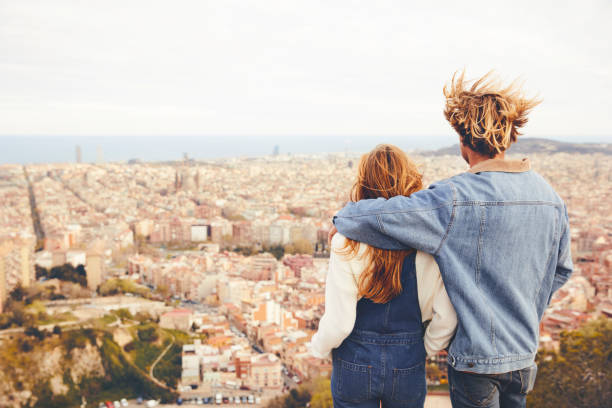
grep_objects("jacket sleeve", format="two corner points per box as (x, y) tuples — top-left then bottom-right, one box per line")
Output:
(333, 182), (456, 254)
(548, 205), (573, 303)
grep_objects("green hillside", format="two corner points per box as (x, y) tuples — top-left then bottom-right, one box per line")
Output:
(0, 325), (178, 408)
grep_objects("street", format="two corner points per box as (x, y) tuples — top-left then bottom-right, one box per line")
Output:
(425, 395), (452, 408)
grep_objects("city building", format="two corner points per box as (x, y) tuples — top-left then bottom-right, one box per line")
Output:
(86, 242), (105, 291)
(160, 308), (194, 331)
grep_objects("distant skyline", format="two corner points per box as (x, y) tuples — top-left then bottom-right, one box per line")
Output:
(0, 135), (609, 165)
(1, 1), (612, 141)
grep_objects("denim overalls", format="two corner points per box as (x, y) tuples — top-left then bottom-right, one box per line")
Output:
(331, 252), (427, 408)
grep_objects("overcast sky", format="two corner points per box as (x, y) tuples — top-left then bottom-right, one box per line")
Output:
(1, 0), (611, 142)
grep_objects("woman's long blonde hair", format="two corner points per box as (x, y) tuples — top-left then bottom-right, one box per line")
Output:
(340, 144), (423, 303)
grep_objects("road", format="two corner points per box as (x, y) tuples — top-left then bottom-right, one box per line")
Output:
(140, 394), (450, 408)
(425, 395), (452, 408)
(281, 371), (299, 390)
(150, 333), (176, 387)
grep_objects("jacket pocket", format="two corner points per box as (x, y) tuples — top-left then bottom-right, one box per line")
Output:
(332, 358), (371, 403)
(452, 371), (497, 407)
(391, 361), (426, 405)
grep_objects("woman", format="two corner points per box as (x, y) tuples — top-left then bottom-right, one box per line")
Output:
(311, 144), (457, 408)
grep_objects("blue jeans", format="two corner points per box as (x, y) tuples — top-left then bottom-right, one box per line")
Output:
(331, 331), (427, 408)
(448, 364), (537, 408)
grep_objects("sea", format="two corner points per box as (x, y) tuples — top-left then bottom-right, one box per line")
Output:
(0, 135), (456, 164)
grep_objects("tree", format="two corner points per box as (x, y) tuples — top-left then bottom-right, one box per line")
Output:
(11, 304), (33, 327)
(309, 377), (333, 408)
(426, 362), (442, 382)
(37, 263), (87, 287)
(113, 308), (133, 322)
(265, 245), (285, 260)
(156, 284), (170, 299)
(284, 239), (314, 255)
(124, 341), (136, 352)
(75, 264), (87, 278)
(528, 318), (612, 408)
(35, 264), (47, 280)
(9, 284), (26, 301)
(266, 386), (311, 408)
(19, 339), (33, 352)
(99, 278), (147, 297)
(0, 314), (11, 330)
(24, 326), (45, 340)
(137, 326), (158, 342)
(52, 325), (62, 335)
(233, 246), (256, 256)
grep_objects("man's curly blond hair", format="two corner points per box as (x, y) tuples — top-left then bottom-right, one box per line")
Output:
(443, 71), (541, 157)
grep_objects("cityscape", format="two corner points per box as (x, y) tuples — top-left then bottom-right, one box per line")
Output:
(0, 145), (610, 408)
(2, 1), (611, 407)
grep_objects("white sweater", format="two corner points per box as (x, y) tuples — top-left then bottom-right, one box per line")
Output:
(311, 233), (457, 358)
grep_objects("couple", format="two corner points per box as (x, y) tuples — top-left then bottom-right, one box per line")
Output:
(310, 71), (573, 408)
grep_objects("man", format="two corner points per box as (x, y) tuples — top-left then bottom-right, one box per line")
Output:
(330, 71), (573, 408)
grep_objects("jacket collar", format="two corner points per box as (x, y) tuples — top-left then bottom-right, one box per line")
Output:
(468, 158), (531, 174)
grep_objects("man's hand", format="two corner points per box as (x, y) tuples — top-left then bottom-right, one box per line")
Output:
(328, 225), (337, 247)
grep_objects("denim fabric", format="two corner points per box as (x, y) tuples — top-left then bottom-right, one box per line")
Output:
(448, 364), (537, 408)
(334, 168), (573, 374)
(331, 252), (427, 408)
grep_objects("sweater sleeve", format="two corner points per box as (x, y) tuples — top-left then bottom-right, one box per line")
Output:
(415, 251), (457, 357)
(310, 234), (362, 359)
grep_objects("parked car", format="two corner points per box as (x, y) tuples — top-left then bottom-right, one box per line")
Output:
(105, 402), (114, 408)
(255, 397), (261, 405)
(114, 402), (121, 408)
(247, 395), (254, 404)
(121, 398), (129, 407)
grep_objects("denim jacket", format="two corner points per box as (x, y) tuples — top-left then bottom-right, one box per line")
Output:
(333, 158), (573, 374)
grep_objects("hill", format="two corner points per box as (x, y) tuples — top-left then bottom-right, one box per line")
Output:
(424, 137), (612, 156)
(0, 321), (179, 408)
